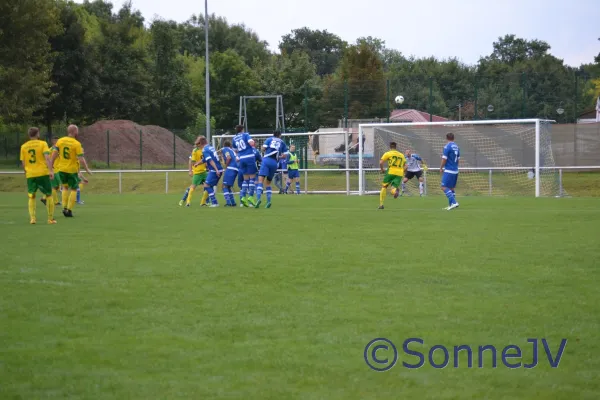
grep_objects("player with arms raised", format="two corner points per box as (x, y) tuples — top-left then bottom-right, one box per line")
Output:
(255, 130), (288, 208)
(232, 125), (257, 207)
(440, 132), (460, 210)
(20, 127), (56, 224)
(401, 149), (426, 196)
(378, 142), (406, 210)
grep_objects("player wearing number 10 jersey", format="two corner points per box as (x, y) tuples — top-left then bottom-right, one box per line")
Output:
(378, 142), (406, 210)
(440, 132), (460, 210)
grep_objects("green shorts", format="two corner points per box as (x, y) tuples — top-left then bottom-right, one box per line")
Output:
(27, 176), (52, 196)
(58, 171), (79, 189)
(51, 172), (62, 188)
(192, 172), (207, 186)
(382, 173), (402, 189)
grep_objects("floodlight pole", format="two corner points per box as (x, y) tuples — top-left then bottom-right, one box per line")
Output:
(205, 0), (211, 141)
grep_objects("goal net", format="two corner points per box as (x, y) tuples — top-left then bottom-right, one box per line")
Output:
(358, 119), (560, 197)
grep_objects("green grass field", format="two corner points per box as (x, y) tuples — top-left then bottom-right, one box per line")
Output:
(1, 193), (600, 399)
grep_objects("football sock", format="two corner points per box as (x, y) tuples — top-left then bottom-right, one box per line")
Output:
(206, 186), (217, 205)
(256, 182), (264, 201)
(223, 187), (231, 205)
(248, 179), (255, 196)
(76, 188), (81, 202)
(46, 196), (55, 220)
(28, 197), (36, 220)
(61, 186), (69, 207)
(200, 190), (209, 205)
(419, 182), (424, 194)
(379, 187), (387, 206)
(285, 181), (291, 193)
(266, 186), (272, 203)
(295, 182), (300, 194)
(182, 187), (190, 201)
(401, 182), (406, 192)
(186, 187), (195, 204)
(68, 191), (77, 210)
(52, 189), (59, 204)
(241, 181), (248, 199)
(444, 189), (456, 205)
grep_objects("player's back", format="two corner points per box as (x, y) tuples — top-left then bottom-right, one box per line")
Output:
(382, 150), (406, 176)
(202, 145), (223, 171)
(233, 132), (254, 158)
(20, 139), (50, 178)
(222, 147), (238, 169)
(55, 136), (82, 173)
(263, 137), (287, 159)
(443, 142), (460, 173)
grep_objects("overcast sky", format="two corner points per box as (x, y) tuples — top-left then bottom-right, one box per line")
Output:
(85, 0), (599, 66)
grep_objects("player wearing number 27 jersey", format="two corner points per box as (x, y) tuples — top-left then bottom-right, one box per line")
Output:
(440, 132), (460, 210)
(378, 142), (406, 209)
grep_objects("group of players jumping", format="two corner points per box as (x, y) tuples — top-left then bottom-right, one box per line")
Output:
(178, 125), (301, 209)
(19, 124), (461, 223)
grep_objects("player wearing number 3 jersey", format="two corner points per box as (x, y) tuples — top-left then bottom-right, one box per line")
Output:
(378, 142), (406, 210)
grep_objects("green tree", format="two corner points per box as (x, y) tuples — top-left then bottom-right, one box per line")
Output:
(149, 19), (194, 128)
(0, 0), (61, 122)
(279, 28), (346, 76)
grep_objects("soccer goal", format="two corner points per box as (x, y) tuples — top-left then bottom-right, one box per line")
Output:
(358, 119), (559, 197)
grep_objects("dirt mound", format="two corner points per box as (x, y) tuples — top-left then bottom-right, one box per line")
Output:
(80, 120), (193, 167)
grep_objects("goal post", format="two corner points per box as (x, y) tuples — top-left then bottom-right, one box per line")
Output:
(358, 119), (557, 197)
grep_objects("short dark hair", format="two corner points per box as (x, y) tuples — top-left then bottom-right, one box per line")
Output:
(273, 130), (281, 138)
(446, 132), (455, 140)
(389, 142), (397, 149)
(223, 140), (231, 147)
(28, 127), (40, 138)
(235, 125), (244, 133)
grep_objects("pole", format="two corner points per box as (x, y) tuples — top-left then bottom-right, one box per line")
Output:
(474, 77), (478, 120)
(386, 79), (390, 123)
(16, 131), (19, 167)
(534, 119), (540, 198)
(139, 129), (143, 169)
(522, 72), (527, 118)
(204, 0), (211, 142)
(106, 130), (110, 167)
(343, 80), (348, 128)
(428, 77), (433, 122)
(573, 72), (579, 124)
(458, 104), (462, 121)
(304, 84), (308, 132)
(173, 131), (176, 169)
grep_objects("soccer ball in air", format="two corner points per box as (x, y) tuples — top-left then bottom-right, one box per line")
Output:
(395, 95), (404, 105)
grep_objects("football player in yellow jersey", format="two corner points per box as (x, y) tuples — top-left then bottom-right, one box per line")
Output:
(378, 142), (407, 209)
(19, 127), (56, 224)
(51, 125), (92, 217)
(179, 136), (210, 207)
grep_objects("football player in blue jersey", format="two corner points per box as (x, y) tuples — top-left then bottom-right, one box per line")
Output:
(220, 140), (238, 207)
(255, 131), (288, 208)
(440, 132), (460, 210)
(199, 137), (223, 207)
(232, 125), (257, 207)
(236, 147), (262, 207)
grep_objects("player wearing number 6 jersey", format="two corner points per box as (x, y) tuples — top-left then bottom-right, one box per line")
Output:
(378, 142), (406, 210)
(51, 125), (92, 218)
(440, 132), (460, 210)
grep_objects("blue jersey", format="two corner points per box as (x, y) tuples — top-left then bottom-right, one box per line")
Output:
(202, 145), (223, 171)
(263, 137), (288, 160)
(442, 142), (460, 174)
(254, 148), (262, 163)
(222, 147), (238, 169)
(278, 158), (287, 171)
(233, 132), (254, 159)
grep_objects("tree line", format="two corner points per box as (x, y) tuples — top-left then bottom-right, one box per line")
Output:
(1, 0), (599, 136)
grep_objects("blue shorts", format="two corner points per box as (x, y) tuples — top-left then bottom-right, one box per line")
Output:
(259, 157), (278, 181)
(222, 168), (238, 187)
(238, 170), (244, 189)
(239, 156), (258, 176)
(206, 171), (222, 187)
(287, 169), (300, 179)
(441, 172), (458, 189)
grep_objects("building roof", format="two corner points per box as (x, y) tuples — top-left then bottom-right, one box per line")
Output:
(390, 109), (450, 122)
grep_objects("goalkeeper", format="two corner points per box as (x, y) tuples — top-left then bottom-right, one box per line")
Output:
(401, 149), (426, 197)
